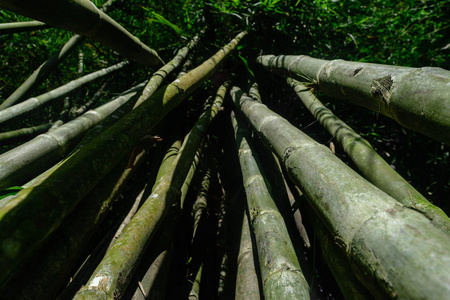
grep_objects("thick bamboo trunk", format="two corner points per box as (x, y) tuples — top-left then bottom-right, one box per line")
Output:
(232, 111), (310, 299)
(231, 86), (450, 299)
(257, 55), (450, 145)
(287, 78), (450, 234)
(0, 20), (50, 35)
(0, 61), (129, 125)
(73, 84), (227, 299)
(0, 0), (117, 110)
(0, 82), (145, 190)
(0, 0), (164, 67)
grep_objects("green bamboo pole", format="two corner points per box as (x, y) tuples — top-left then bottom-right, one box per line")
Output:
(0, 20), (51, 35)
(0, 82), (145, 190)
(0, 61), (129, 126)
(0, 0), (117, 110)
(231, 110), (310, 299)
(0, 0), (164, 67)
(235, 210), (262, 300)
(287, 77), (450, 234)
(0, 122), (52, 144)
(257, 55), (450, 145)
(231, 86), (450, 299)
(188, 264), (203, 300)
(73, 83), (228, 299)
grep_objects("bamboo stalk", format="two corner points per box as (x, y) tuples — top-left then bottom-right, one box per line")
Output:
(0, 82), (145, 190)
(0, 20), (51, 35)
(231, 110), (310, 299)
(0, 61), (129, 126)
(0, 0), (117, 110)
(287, 77), (450, 234)
(73, 83), (228, 299)
(235, 209), (262, 300)
(0, 122), (52, 144)
(0, 0), (164, 67)
(257, 54), (450, 145)
(231, 85), (450, 299)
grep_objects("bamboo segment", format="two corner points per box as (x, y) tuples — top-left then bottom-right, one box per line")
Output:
(235, 210), (262, 300)
(0, 61), (129, 125)
(0, 20), (50, 35)
(0, 82), (145, 190)
(231, 86), (450, 299)
(0, 0), (164, 67)
(0, 0), (117, 110)
(287, 78), (450, 234)
(74, 84), (227, 299)
(257, 55), (450, 145)
(231, 111), (310, 299)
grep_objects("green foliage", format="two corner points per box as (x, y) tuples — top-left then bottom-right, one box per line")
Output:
(0, 186), (22, 200)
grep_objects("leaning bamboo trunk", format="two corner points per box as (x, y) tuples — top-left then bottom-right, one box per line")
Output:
(0, 0), (164, 67)
(0, 122), (52, 144)
(74, 84), (227, 299)
(257, 55), (450, 145)
(231, 86), (450, 299)
(0, 82), (145, 190)
(0, 0), (117, 110)
(231, 110), (310, 299)
(0, 20), (50, 35)
(0, 61), (129, 126)
(287, 78), (450, 234)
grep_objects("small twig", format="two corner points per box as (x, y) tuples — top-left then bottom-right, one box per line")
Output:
(408, 190), (418, 209)
(138, 281), (147, 299)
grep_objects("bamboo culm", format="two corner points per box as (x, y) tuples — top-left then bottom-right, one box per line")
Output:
(257, 54), (450, 145)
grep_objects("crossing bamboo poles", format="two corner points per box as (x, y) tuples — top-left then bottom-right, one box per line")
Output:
(0, 31), (245, 284)
(287, 77), (450, 235)
(74, 83), (228, 299)
(257, 55), (450, 145)
(0, 0), (118, 110)
(231, 86), (450, 299)
(0, 0), (164, 67)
